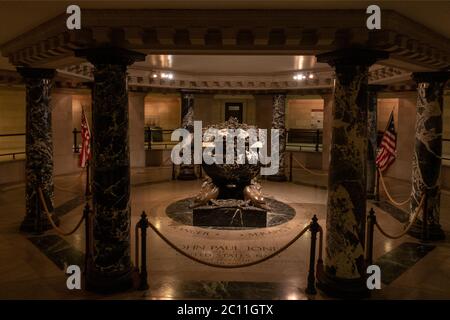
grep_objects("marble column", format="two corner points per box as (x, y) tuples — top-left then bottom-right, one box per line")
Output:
(408, 72), (449, 240)
(366, 85), (385, 199)
(315, 48), (388, 298)
(76, 47), (145, 292)
(17, 67), (58, 233)
(267, 93), (287, 181)
(178, 91), (197, 180)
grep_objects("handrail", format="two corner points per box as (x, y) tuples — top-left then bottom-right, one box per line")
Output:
(0, 133), (25, 137)
(0, 151), (25, 157)
(0, 134), (26, 160)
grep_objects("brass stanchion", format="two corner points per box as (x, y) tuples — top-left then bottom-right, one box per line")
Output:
(73, 128), (79, 153)
(365, 208), (376, 266)
(289, 152), (293, 182)
(305, 215), (319, 295)
(138, 211), (149, 290)
(172, 163), (176, 180)
(422, 190), (428, 242)
(83, 203), (92, 281)
(315, 129), (319, 152)
(34, 187), (43, 235)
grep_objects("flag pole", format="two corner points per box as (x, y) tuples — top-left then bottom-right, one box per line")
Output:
(375, 168), (380, 202)
(375, 107), (395, 201)
(80, 105), (92, 198)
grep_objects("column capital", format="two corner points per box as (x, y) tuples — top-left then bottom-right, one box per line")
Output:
(16, 67), (55, 79)
(367, 84), (387, 92)
(180, 90), (197, 95)
(128, 91), (147, 98)
(412, 71), (450, 84)
(320, 92), (333, 101)
(271, 91), (288, 96)
(316, 47), (388, 67)
(75, 47), (146, 66)
(81, 81), (94, 89)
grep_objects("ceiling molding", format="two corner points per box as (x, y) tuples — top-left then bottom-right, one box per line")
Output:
(0, 10), (448, 71)
(0, 63), (418, 92)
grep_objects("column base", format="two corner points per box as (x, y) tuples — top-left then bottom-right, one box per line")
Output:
(267, 174), (287, 182)
(317, 267), (370, 299)
(407, 220), (445, 241)
(20, 214), (60, 234)
(178, 165), (197, 180)
(85, 268), (134, 293)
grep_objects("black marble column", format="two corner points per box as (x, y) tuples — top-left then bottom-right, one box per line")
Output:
(178, 92), (197, 180)
(267, 93), (287, 181)
(366, 85), (385, 199)
(76, 47), (145, 292)
(315, 48), (388, 298)
(17, 67), (58, 233)
(408, 72), (449, 240)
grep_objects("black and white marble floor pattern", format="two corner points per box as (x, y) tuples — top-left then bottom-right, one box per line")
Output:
(0, 171), (449, 299)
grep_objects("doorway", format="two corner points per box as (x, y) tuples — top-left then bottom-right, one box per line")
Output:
(225, 102), (243, 122)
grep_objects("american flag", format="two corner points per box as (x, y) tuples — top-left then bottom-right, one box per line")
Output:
(376, 110), (396, 172)
(79, 107), (91, 168)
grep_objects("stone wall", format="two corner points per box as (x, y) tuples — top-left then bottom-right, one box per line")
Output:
(144, 93), (180, 129)
(286, 97), (324, 129)
(0, 87), (25, 156)
(0, 87), (449, 191)
(254, 95), (273, 129)
(52, 91), (79, 175)
(194, 94), (222, 126)
(129, 93), (146, 168)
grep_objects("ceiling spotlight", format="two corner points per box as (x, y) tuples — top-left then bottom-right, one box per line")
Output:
(308, 74), (314, 79)
(293, 73), (305, 80)
(152, 74), (158, 78)
(160, 72), (174, 79)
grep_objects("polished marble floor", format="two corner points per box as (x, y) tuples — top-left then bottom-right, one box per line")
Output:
(0, 168), (449, 299)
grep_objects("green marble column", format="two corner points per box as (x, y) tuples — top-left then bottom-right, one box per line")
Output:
(17, 67), (58, 233)
(178, 92), (197, 180)
(267, 93), (287, 181)
(76, 47), (145, 293)
(366, 85), (385, 199)
(408, 72), (449, 240)
(316, 48), (388, 298)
